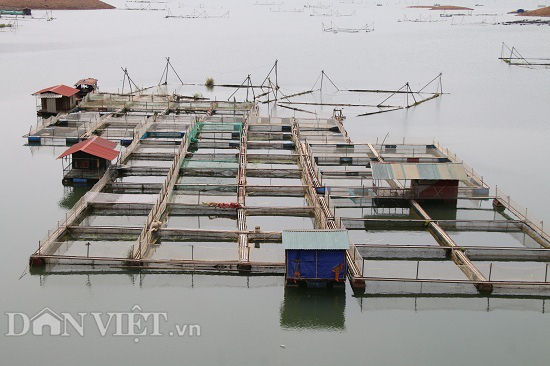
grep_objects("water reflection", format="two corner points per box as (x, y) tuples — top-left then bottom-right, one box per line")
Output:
(418, 200), (458, 220)
(280, 286), (346, 331)
(354, 295), (550, 314)
(58, 186), (88, 209)
(28, 269), (550, 315)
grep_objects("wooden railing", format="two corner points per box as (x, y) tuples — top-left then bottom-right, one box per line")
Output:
(495, 186), (549, 244)
(134, 117), (197, 259)
(33, 167), (117, 257)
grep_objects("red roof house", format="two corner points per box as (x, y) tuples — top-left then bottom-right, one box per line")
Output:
(33, 85), (80, 97)
(33, 85), (80, 115)
(58, 136), (119, 185)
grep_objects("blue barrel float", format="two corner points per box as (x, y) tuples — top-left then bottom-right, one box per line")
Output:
(120, 138), (133, 147)
(27, 136), (41, 144)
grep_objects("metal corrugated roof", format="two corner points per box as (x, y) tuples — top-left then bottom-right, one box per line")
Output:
(371, 163), (468, 181)
(282, 230), (350, 250)
(58, 136), (119, 161)
(33, 85), (80, 97)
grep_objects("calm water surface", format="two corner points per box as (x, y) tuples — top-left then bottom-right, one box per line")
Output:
(1, 0), (549, 364)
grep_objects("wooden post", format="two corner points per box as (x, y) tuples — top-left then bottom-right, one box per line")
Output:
(275, 59), (278, 102)
(488, 262), (493, 281)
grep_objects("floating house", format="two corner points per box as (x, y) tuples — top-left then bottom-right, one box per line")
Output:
(283, 229), (350, 288)
(57, 136), (118, 185)
(32, 85), (80, 116)
(0, 8), (31, 16)
(371, 162), (469, 200)
(74, 78), (98, 98)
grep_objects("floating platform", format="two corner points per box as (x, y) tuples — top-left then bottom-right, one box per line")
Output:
(24, 91), (255, 146)
(27, 92), (550, 297)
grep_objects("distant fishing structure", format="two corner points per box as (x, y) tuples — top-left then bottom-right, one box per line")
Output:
(254, 1), (284, 5)
(163, 59), (444, 116)
(127, 0), (168, 3)
(65, 58), (444, 118)
(450, 16), (497, 25)
(270, 8), (304, 13)
(124, 2), (168, 11)
(158, 57), (184, 86)
(398, 14), (445, 22)
(0, 19), (18, 30)
(43, 10), (55, 21)
(322, 21), (374, 33)
(0, 9), (54, 21)
(304, 2), (332, 9)
(501, 18), (550, 26)
(310, 9), (357, 17)
(474, 13), (501, 16)
(126, 0), (168, 5)
(245, 62), (445, 116)
(174, 1), (208, 8)
(440, 10), (472, 17)
(166, 9), (230, 18)
(499, 43), (550, 68)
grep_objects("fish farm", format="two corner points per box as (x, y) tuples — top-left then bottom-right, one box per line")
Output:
(26, 86), (550, 297)
(4, 1), (550, 364)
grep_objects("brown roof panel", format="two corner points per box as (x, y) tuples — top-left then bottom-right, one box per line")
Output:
(75, 78), (98, 86)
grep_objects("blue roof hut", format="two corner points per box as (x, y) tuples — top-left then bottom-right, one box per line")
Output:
(283, 229), (350, 288)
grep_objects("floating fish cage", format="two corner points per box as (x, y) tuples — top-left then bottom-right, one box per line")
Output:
(26, 89), (550, 298)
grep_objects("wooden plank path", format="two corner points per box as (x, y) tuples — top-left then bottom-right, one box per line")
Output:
(237, 109), (250, 265)
(290, 118), (365, 285)
(133, 114), (199, 259)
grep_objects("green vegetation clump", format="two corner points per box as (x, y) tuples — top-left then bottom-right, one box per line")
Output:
(205, 77), (215, 90)
(193, 92), (203, 99)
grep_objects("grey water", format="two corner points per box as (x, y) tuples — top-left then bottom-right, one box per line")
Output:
(1, 0), (550, 364)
